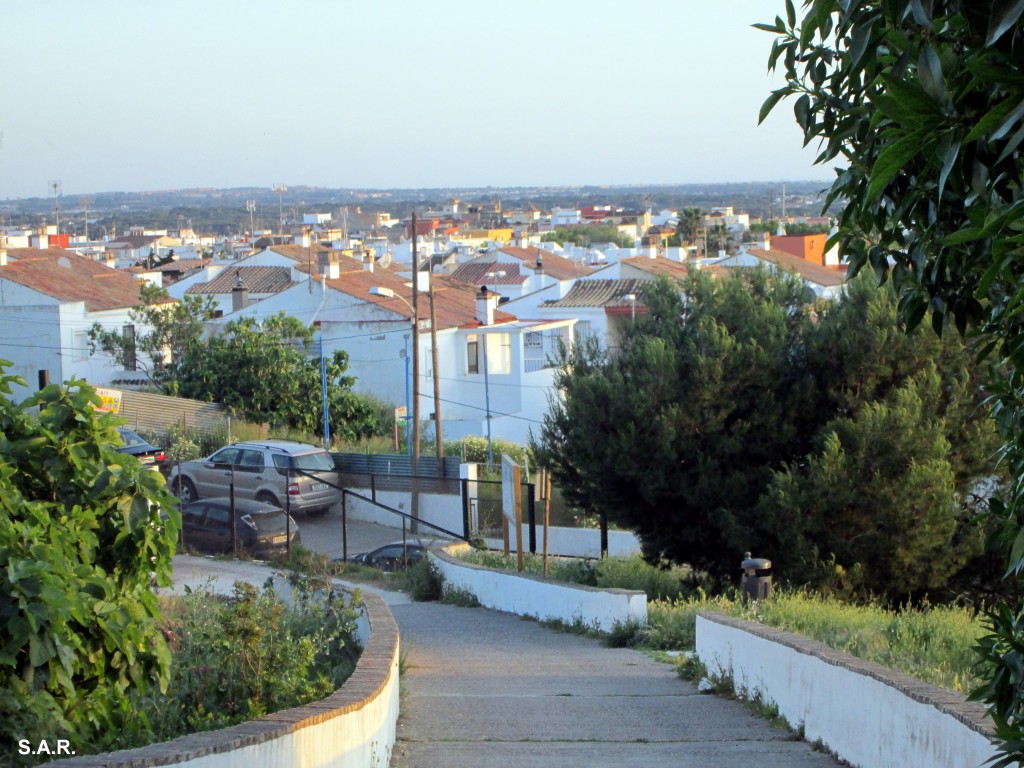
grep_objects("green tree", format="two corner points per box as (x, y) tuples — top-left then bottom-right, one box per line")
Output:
(759, 368), (980, 601)
(0, 363), (179, 757)
(88, 284), (218, 389)
(176, 313), (388, 441)
(759, 2), (1024, 757)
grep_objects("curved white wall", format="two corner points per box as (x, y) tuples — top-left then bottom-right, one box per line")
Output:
(696, 612), (996, 768)
(431, 542), (647, 631)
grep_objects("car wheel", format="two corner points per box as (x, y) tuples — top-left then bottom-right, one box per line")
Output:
(176, 477), (198, 504)
(256, 491), (279, 507)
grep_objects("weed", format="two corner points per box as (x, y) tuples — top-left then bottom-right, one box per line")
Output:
(401, 558), (443, 601)
(441, 586), (481, 607)
(605, 617), (645, 648)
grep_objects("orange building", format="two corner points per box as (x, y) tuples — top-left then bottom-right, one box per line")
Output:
(770, 234), (828, 266)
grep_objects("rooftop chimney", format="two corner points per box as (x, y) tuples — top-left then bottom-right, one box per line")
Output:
(762, 232), (771, 251)
(362, 253), (374, 273)
(0, 249), (7, 267)
(476, 285), (498, 326)
(232, 273), (249, 312)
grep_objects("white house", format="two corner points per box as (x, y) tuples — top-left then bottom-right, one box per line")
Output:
(0, 247), (161, 401)
(719, 240), (847, 299)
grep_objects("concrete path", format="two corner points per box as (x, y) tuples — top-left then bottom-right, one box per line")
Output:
(389, 602), (841, 768)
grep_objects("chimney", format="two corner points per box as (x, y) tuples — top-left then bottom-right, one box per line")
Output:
(762, 232), (771, 251)
(476, 285), (497, 326)
(329, 261), (341, 279)
(0, 248), (6, 267)
(362, 253), (374, 273)
(232, 271), (249, 311)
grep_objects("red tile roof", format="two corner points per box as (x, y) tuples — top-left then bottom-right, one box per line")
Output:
(327, 271), (515, 330)
(0, 248), (149, 311)
(541, 279), (647, 309)
(497, 246), (595, 281)
(744, 247), (847, 287)
(620, 256), (691, 280)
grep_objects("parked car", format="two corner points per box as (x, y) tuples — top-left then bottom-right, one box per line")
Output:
(115, 427), (166, 467)
(347, 541), (427, 571)
(167, 440), (340, 516)
(179, 497), (300, 558)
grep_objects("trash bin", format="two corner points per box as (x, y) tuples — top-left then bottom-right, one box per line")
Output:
(740, 552), (772, 601)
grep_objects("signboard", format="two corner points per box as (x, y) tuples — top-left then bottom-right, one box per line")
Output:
(501, 454), (524, 571)
(394, 406), (407, 420)
(94, 387), (123, 414)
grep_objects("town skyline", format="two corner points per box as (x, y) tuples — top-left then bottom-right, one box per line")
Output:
(1, 0), (831, 201)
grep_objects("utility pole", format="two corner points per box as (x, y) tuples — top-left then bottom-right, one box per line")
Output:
(411, 211), (421, 532)
(429, 279), (444, 474)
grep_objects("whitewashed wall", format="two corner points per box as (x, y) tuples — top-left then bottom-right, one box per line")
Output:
(431, 542), (647, 632)
(696, 613), (996, 768)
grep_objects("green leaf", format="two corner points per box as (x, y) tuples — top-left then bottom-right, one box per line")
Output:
(759, 88), (789, 124)
(752, 21), (785, 33)
(786, 0), (796, 29)
(867, 128), (930, 200)
(848, 17), (875, 69)
(987, 0), (1024, 46)
(937, 136), (960, 203)
(918, 44), (947, 103)
(794, 93), (812, 131)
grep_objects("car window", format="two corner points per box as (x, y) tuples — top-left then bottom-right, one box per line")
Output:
(375, 546), (407, 559)
(291, 451), (336, 472)
(238, 449), (265, 471)
(117, 429), (146, 448)
(204, 505), (231, 527)
(182, 503), (206, 525)
(209, 447), (240, 466)
(272, 454), (291, 476)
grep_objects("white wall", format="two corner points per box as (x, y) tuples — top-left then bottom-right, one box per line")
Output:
(431, 542), (647, 632)
(696, 613), (997, 768)
(486, 525), (640, 559)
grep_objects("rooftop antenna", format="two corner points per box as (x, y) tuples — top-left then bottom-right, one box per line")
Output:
(49, 179), (62, 235)
(246, 199), (256, 238)
(272, 185), (287, 233)
(80, 196), (91, 241)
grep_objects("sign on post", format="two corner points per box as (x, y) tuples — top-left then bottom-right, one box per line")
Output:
(501, 454), (524, 572)
(93, 387), (122, 414)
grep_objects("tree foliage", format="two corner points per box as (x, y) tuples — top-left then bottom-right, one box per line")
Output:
(0, 363), (179, 757)
(534, 271), (999, 601)
(175, 313), (389, 441)
(88, 284), (218, 388)
(759, 1), (1024, 758)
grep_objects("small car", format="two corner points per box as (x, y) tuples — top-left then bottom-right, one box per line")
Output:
(179, 497), (300, 558)
(116, 427), (166, 467)
(166, 440), (340, 516)
(347, 541), (426, 571)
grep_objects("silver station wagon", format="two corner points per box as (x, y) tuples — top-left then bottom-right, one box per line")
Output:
(167, 440), (340, 516)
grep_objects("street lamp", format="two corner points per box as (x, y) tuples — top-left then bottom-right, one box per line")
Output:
(369, 286), (416, 457)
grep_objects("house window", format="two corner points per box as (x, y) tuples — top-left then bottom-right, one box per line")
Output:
(122, 324), (137, 371)
(574, 320), (592, 343)
(525, 331), (543, 350)
(73, 331), (89, 361)
(467, 335), (479, 374)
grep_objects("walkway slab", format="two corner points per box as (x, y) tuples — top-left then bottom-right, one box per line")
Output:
(391, 603), (841, 767)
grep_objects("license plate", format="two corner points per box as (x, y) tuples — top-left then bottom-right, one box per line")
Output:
(271, 534), (286, 544)
(310, 483), (327, 491)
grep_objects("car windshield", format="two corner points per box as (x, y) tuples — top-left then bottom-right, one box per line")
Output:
(248, 509), (288, 531)
(291, 451), (335, 471)
(118, 430), (147, 448)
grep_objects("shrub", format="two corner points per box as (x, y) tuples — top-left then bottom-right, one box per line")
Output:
(402, 558), (443, 601)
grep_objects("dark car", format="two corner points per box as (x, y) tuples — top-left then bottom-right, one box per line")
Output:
(180, 497), (301, 559)
(116, 428), (166, 467)
(347, 541), (426, 571)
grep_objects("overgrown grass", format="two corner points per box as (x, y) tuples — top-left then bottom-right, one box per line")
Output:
(115, 575), (362, 751)
(455, 548), (985, 693)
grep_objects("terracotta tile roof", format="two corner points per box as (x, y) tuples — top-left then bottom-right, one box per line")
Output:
(745, 247), (847, 287)
(449, 262), (529, 287)
(186, 266), (296, 295)
(497, 246), (594, 281)
(327, 272), (515, 331)
(0, 247), (149, 311)
(151, 258), (211, 273)
(620, 256), (691, 280)
(263, 244), (334, 264)
(107, 235), (160, 249)
(541, 279), (647, 309)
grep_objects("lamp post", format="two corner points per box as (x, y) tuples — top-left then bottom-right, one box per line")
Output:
(481, 276), (503, 469)
(369, 286), (417, 457)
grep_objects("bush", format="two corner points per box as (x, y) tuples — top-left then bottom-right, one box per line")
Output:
(402, 558), (443, 601)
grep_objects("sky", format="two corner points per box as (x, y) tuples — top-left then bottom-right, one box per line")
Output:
(0, 0), (832, 200)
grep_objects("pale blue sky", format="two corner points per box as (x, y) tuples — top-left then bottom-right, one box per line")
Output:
(0, 0), (829, 200)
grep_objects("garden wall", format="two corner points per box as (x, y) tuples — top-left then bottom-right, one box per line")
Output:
(51, 590), (400, 768)
(695, 612), (997, 768)
(486, 525), (641, 558)
(431, 542), (647, 631)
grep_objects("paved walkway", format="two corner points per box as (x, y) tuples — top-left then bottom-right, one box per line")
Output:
(389, 601), (841, 768)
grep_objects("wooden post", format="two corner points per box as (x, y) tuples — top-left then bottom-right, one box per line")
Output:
(543, 470), (552, 577)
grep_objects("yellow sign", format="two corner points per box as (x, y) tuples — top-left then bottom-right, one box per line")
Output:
(94, 387), (122, 414)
